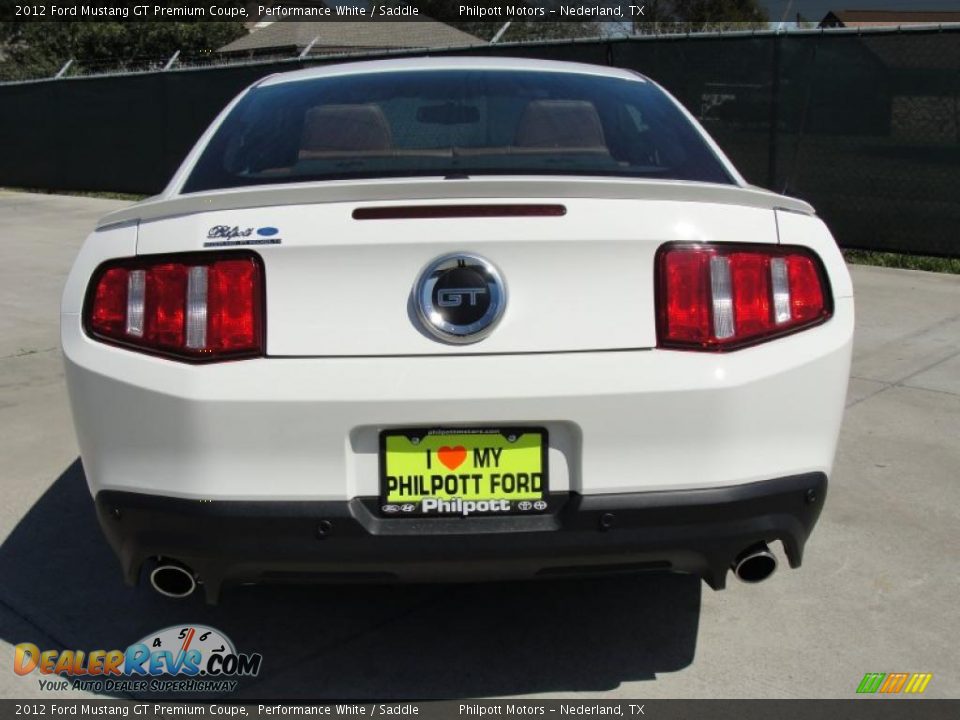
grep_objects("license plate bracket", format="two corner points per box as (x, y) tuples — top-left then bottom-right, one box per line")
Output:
(378, 427), (549, 518)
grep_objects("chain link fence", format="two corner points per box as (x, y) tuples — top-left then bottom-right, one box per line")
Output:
(1, 25), (958, 256)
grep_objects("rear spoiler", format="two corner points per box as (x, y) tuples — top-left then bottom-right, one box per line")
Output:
(97, 177), (814, 230)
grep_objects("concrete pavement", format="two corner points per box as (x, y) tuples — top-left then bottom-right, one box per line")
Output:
(0, 190), (957, 700)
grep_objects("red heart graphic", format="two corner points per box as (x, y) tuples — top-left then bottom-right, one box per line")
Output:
(437, 446), (467, 471)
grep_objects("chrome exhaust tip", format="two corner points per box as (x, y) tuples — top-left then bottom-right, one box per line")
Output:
(732, 542), (778, 584)
(149, 560), (197, 598)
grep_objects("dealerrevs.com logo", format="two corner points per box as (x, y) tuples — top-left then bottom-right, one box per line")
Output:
(14, 625), (261, 694)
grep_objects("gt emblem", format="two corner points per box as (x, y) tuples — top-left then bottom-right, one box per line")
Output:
(414, 253), (506, 344)
(437, 287), (487, 307)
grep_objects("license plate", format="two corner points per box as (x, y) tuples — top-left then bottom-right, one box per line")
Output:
(379, 427), (549, 517)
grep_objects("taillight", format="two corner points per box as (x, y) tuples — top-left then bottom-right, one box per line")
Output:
(84, 253), (264, 362)
(656, 243), (831, 351)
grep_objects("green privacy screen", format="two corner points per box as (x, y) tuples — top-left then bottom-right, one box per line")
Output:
(1, 28), (957, 256)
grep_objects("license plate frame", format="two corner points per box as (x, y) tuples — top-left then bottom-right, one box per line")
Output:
(378, 426), (549, 518)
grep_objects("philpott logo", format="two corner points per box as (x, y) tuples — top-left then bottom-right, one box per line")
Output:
(14, 624), (261, 694)
(204, 224), (282, 247)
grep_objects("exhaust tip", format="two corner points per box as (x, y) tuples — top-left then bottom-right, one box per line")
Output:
(149, 561), (197, 598)
(732, 542), (778, 584)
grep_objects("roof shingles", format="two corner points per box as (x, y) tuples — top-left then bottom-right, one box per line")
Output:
(821, 9), (960, 28)
(219, 20), (485, 54)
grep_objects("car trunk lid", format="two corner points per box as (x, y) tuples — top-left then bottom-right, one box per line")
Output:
(132, 180), (786, 356)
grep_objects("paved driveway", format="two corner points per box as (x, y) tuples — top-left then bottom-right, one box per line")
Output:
(0, 190), (957, 699)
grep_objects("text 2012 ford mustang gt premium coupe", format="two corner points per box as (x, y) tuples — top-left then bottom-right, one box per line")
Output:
(62, 58), (853, 602)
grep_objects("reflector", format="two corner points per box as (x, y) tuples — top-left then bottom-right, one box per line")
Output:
(709, 256), (735, 340)
(185, 266), (208, 350)
(125, 270), (145, 338)
(770, 257), (791, 325)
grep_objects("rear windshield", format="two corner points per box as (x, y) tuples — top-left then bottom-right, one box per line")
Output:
(182, 69), (735, 193)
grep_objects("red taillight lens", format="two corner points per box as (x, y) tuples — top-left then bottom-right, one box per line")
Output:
(657, 244), (830, 351)
(145, 263), (189, 350)
(661, 250), (712, 344)
(208, 260), (260, 352)
(90, 267), (128, 338)
(85, 253), (264, 361)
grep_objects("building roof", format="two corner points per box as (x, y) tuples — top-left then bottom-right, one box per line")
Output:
(820, 10), (960, 28)
(219, 20), (485, 54)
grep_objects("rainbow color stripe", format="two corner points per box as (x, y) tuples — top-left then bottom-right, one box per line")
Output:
(857, 672), (933, 694)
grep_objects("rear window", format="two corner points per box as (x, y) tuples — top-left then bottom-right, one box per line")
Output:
(182, 69), (734, 193)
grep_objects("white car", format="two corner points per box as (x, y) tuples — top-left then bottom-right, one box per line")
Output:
(61, 57), (853, 603)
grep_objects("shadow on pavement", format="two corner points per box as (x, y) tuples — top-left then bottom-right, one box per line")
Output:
(0, 460), (701, 699)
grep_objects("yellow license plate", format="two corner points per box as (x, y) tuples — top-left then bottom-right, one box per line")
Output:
(379, 428), (549, 517)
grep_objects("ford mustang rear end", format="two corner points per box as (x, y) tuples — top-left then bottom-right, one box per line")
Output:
(61, 58), (853, 602)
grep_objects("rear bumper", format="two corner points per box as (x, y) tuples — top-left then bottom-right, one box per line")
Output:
(96, 472), (827, 603)
(64, 297), (853, 501)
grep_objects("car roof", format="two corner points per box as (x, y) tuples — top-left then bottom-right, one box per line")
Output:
(256, 56), (648, 88)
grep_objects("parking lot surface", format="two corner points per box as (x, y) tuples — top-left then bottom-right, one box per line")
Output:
(0, 190), (957, 699)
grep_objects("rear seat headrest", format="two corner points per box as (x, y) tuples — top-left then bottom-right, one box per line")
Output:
(300, 104), (392, 155)
(514, 100), (607, 150)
